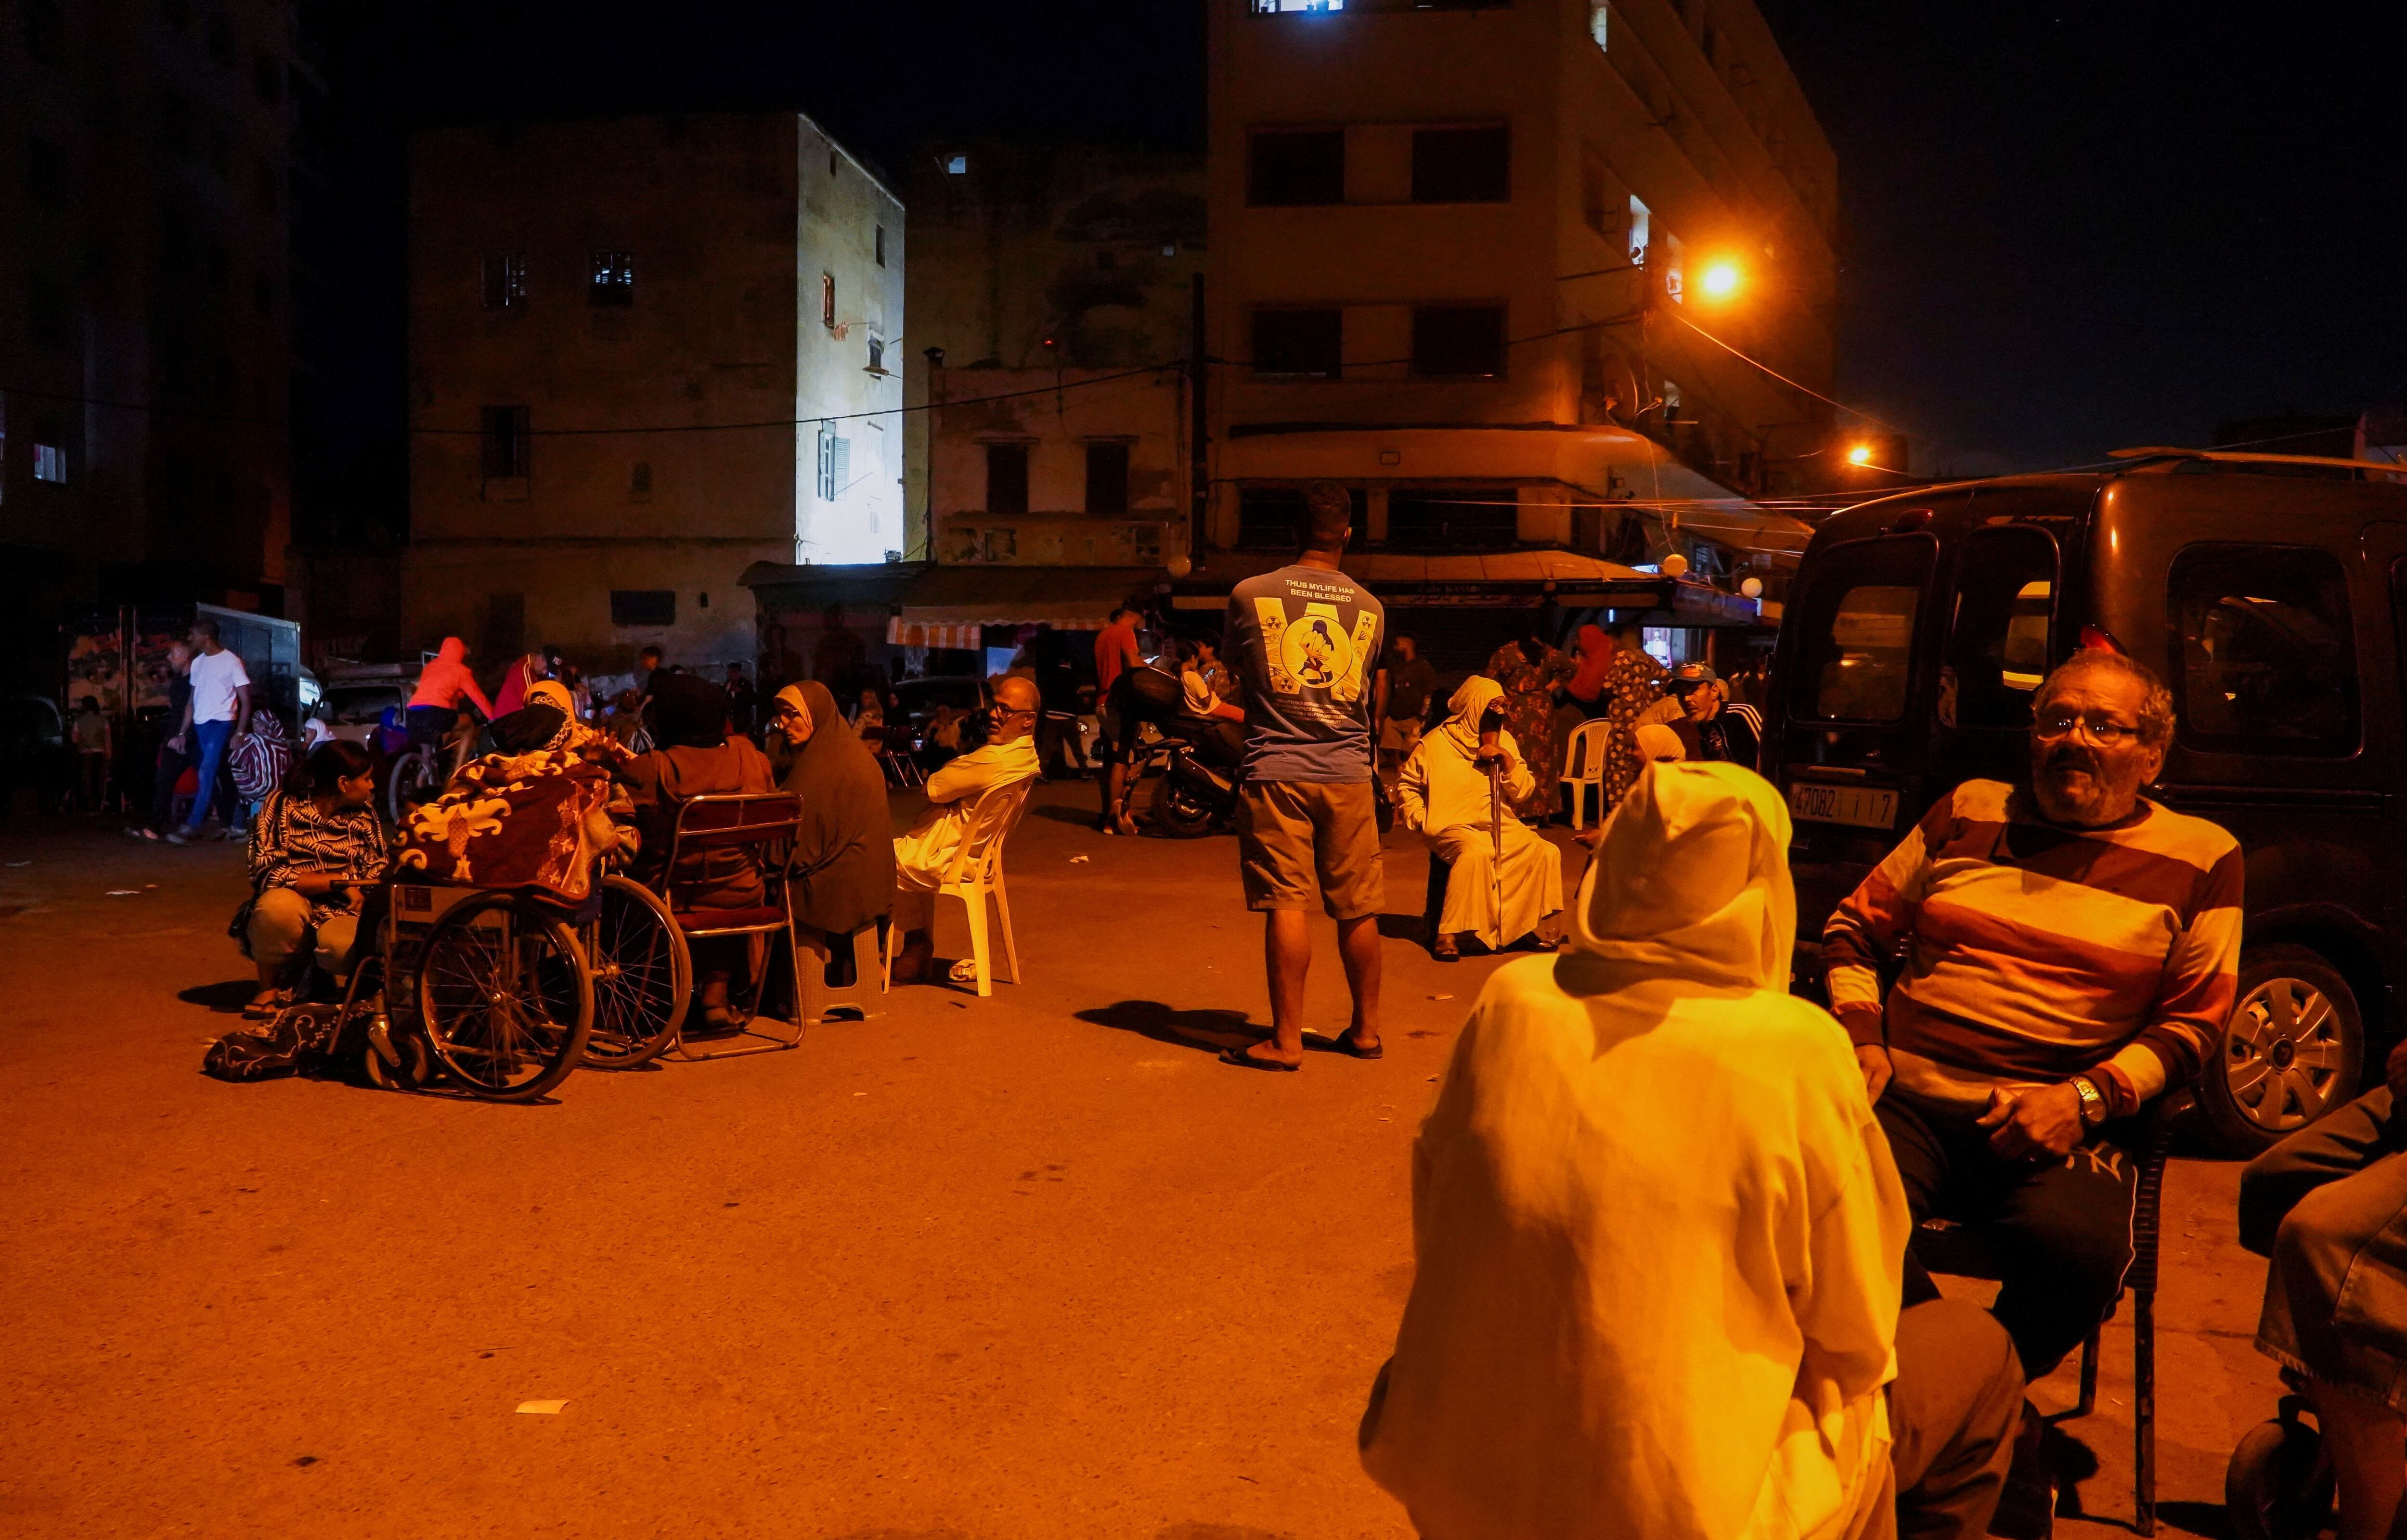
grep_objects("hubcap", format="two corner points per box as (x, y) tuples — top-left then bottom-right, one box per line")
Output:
(2224, 976), (2344, 1133)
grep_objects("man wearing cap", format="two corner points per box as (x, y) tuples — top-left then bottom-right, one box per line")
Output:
(1665, 662), (1762, 772)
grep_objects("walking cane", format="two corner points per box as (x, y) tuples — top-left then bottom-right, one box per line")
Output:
(1478, 706), (1506, 950)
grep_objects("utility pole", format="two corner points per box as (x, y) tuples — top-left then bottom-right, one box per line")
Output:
(1188, 272), (1208, 572)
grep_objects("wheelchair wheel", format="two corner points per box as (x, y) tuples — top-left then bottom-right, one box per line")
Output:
(363, 1027), (432, 1091)
(579, 875), (690, 1069)
(2227, 1401), (2334, 1540)
(415, 892), (594, 1102)
(387, 747), (433, 826)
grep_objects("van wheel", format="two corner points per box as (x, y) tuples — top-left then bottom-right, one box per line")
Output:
(2199, 946), (2361, 1156)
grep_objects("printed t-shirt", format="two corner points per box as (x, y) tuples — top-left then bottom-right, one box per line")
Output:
(1225, 564), (1385, 784)
(189, 649), (251, 724)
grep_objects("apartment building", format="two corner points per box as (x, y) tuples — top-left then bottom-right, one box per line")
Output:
(2, 0), (306, 662)
(1206, 0), (1836, 578)
(406, 113), (904, 676)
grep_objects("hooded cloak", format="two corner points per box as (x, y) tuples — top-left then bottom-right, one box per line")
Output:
(1361, 763), (1910, 1540)
(1395, 676), (1561, 949)
(772, 680), (896, 935)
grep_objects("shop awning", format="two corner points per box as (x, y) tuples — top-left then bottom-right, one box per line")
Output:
(738, 561), (926, 613)
(887, 565), (1165, 647)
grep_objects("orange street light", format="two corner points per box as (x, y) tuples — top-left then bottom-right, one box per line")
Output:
(1847, 443), (1874, 466)
(1698, 260), (1741, 299)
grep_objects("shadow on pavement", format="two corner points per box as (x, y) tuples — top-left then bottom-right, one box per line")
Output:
(2149, 1499), (2232, 1538)
(1074, 999), (1261, 1054)
(178, 979), (259, 1014)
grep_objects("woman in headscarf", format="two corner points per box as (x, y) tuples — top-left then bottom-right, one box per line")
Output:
(767, 680), (895, 984)
(1484, 630), (1575, 821)
(1397, 676), (1566, 962)
(623, 673), (776, 1030)
(1600, 623), (1669, 808)
(1560, 623), (1617, 719)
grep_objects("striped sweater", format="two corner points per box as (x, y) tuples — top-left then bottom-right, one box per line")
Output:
(1823, 779), (2242, 1114)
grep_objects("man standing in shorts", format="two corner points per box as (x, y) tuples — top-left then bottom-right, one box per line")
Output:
(1222, 482), (1386, 1070)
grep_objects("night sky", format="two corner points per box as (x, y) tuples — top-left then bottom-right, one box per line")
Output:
(311, 0), (2403, 529)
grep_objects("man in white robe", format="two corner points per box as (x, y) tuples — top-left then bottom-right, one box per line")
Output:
(1360, 762), (2025, 1540)
(888, 675), (1041, 983)
(1396, 675), (1563, 961)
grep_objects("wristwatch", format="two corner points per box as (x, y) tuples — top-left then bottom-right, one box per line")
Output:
(2071, 1076), (2107, 1127)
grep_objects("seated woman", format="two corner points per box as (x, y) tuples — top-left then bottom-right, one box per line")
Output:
(623, 673), (776, 1030)
(767, 681), (896, 986)
(1397, 676), (1565, 962)
(2239, 1052), (2407, 1540)
(241, 739), (391, 1016)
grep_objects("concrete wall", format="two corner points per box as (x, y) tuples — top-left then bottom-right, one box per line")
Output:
(406, 112), (901, 674)
(1205, 0), (1838, 550)
(928, 365), (1189, 567)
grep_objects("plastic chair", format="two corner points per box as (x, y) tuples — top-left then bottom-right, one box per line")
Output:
(1912, 1089), (2187, 1535)
(1562, 719), (1615, 830)
(883, 776), (1035, 997)
(655, 791), (808, 1060)
(798, 919), (889, 1025)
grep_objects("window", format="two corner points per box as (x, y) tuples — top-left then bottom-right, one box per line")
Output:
(253, 272), (272, 317)
(944, 154), (967, 175)
(817, 425), (853, 501)
(1411, 126), (1510, 203)
(28, 135), (67, 206)
(984, 443), (1030, 515)
(609, 590), (676, 628)
(22, 0), (64, 63)
(1661, 230), (1685, 302)
(1940, 526), (2057, 730)
(29, 273), (73, 349)
(2174, 544), (2357, 756)
(479, 405), (530, 480)
(1628, 193), (1652, 263)
(630, 462), (652, 497)
(821, 273), (836, 330)
(1252, 308), (1342, 378)
(34, 442), (68, 484)
(253, 51), (281, 104)
(1590, 2), (1609, 50)
(1085, 442), (1130, 515)
(1252, 0), (1348, 11)
(874, 224), (886, 267)
(254, 159), (278, 214)
(1411, 305), (1505, 378)
(867, 335), (884, 372)
(588, 250), (634, 306)
(1236, 486), (1367, 548)
(481, 251), (526, 310)
(1580, 156), (1614, 239)
(1387, 488), (1516, 548)
(1790, 536), (1935, 723)
(1247, 129), (1345, 206)
(206, 10), (231, 65)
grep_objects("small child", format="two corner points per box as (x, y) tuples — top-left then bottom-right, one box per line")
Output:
(70, 695), (111, 812)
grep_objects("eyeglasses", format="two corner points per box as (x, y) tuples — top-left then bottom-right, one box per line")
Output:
(2034, 711), (2144, 747)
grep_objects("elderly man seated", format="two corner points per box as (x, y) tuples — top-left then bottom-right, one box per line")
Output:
(1823, 649), (2242, 1537)
(2239, 1049), (2407, 1540)
(1361, 762), (2025, 1540)
(1397, 676), (1563, 962)
(889, 675), (1041, 985)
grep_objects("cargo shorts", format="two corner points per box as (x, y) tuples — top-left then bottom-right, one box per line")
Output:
(1237, 780), (1385, 921)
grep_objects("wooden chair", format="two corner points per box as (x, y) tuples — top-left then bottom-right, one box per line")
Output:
(1912, 1090), (2187, 1536)
(882, 777), (1034, 998)
(654, 791), (808, 1060)
(1562, 719), (1615, 830)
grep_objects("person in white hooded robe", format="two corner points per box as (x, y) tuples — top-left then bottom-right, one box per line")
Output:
(1396, 675), (1565, 961)
(1359, 761), (2026, 1540)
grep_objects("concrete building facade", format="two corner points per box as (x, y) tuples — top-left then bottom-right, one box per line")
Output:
(904, 141), (1206, 571)
(1206, 0), (1836, 575)
(406, 113), (903, 677)
(2, 0), (304, 657)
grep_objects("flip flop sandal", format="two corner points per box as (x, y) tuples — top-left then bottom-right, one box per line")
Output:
(947, 959), (982, 986)
(1219, 1042), (1300, 1072)
(1324, 1030), (1384, 1061)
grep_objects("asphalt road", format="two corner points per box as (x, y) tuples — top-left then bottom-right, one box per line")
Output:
(0, 785), (2292, 1539)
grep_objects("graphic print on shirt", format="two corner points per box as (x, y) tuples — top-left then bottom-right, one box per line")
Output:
(1252, 598), (1380, 706)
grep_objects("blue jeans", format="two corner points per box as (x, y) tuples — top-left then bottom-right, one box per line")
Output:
(181, 719), (234, 834)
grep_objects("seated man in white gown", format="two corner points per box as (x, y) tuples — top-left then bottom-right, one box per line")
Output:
(888, 675), (1042, 984)
(1397, 676), (1565, 962)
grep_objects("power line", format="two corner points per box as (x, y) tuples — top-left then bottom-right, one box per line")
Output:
(1669, 312), (1909, 435)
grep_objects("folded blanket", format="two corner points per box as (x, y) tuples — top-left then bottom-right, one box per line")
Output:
(395, 749), (622, 902)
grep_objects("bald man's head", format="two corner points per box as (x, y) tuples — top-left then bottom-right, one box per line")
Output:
(988, 674), (1041, 743)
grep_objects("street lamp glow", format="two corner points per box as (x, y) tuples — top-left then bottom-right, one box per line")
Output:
(1847, 443), (1874, 466)
(1698, 260), (1741, 299)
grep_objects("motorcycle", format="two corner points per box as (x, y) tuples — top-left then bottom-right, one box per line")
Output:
(1119, 665), (1247, 839)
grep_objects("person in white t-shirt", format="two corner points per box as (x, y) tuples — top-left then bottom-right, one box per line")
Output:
(166, 617), (253, 845)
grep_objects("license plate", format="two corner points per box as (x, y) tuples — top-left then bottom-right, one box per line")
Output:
(1787, 781), (1900, 832)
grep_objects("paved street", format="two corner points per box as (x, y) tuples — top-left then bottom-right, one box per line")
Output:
(1, 784), (2291, 1539)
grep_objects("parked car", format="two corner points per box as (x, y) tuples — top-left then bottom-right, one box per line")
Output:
(1768, 449), (2407, 1154)
(313, 660), (418, 747)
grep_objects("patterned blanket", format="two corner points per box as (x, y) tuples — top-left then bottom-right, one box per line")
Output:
(395, 749), (625, 903)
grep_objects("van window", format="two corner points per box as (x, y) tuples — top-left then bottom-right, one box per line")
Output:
(1791, 536), (1934, 723)
(1941, 526), (2057, 730)
(2172, 544), (2357, 756)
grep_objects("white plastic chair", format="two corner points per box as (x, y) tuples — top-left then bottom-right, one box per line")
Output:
(1562, 719), (1616, 830)
(882, 776), (1035, 997)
